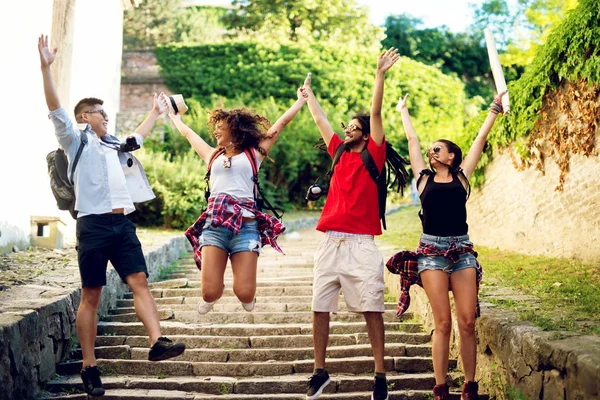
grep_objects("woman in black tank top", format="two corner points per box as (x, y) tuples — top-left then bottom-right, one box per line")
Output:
(395, 91), (507, 400)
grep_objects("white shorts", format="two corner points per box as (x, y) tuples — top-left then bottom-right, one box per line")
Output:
(312, 231), (385, 313)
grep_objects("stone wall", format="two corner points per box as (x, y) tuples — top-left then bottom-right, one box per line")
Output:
(384, 271), (600, 399)
(0, 235), (189, 400)
(467, 135), (600, 262)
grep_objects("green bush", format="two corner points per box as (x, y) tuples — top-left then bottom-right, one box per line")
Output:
(154, 41), (467, 194)
(130, 150), (207, 229)
(457, 0), (600, 185)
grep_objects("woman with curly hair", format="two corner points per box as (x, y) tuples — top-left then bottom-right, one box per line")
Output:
(389, 90), (506, 400)
(162, 87), (308, 314)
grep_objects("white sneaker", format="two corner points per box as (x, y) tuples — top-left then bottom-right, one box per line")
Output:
(197, 300), (215, 315)
(241, 298), (256, 312)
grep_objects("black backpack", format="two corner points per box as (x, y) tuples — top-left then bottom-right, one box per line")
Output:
(308, 140), (410, 230)
(205, 148), (284, 220)
(46, 133), (88, 219)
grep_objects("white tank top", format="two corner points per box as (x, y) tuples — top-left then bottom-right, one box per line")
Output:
(209, 149), (262, 217)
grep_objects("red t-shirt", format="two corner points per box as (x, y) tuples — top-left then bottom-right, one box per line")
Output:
(316, 134), (387, 235)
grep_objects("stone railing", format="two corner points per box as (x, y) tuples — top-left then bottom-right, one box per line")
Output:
(384, 271), (600, 399)
(0, 235), (189, 400)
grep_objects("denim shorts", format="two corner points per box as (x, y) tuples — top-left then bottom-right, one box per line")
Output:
(200, 218), (262, 255)
(417, 233), (476, 275)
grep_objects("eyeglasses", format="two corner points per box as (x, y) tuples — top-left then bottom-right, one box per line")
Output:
(341, 122), (362, 132)
(84, 109), (108, 120)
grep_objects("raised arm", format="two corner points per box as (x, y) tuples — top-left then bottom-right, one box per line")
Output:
(371, 48), (400, 146)
(397, 94), (427, 180)
(160, 94), (215, 163)
(38, 34), (60, 111)
(460, 91), (506, 178)
(259, 86), (308, 156)
(134, 93), (168, 139)
(303, 73), (336, 147)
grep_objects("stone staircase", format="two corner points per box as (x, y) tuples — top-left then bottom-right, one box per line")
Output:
(41, 229), (467, 399)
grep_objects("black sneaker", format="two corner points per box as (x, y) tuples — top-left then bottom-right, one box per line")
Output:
(80, 365), (105, 397)
(306, 371), (331, 399)
(148, 337), (186, 361)
(372, 376), (389, 400)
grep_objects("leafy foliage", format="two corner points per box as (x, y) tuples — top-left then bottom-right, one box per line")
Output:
(223, 0), (384, 49)
(130, 150), (207, 229)
(123, 0), (228, 50)
(463, 0), (599, 189)
(382, 14), (494, 100)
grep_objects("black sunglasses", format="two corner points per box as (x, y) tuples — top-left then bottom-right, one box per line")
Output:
(84, 109), (108, 119)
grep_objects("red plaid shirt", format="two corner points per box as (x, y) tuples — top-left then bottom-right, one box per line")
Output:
(386, 241), (483, 318)
(185, 194), (285, 270)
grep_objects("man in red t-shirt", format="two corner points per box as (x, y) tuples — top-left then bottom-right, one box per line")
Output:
(302, 48), (400, 400)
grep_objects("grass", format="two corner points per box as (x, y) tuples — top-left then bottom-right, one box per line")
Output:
(157, 261), (181, 281)
(282, 210), (322, 221)
(379, 206), (600, 335)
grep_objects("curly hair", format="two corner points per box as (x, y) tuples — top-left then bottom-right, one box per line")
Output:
(207, 108), (272, 156)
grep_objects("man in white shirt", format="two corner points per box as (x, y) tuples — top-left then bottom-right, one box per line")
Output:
(38, 34), (185, 397)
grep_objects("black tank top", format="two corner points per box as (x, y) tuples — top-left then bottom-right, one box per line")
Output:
(420, 173), (468, 236)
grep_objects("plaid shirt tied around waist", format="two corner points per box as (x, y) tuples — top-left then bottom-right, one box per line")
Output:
(185, 194), (286, 270)
(386, 241), (483, 318)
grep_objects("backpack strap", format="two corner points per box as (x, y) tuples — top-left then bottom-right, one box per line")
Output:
(330, 142), (347, 174)
(204, 148), (226, 202)
(206, 148), (226, 177)
(69, 132), (88, 185)
(243, 148), (284, 220)
(359, 146), (388, 229)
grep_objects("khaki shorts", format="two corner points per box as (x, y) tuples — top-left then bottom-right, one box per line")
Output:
(312, 232), (385, 313)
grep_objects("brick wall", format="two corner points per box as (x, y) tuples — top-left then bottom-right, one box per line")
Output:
(467, 135), (600, 261)
(120, 50), (172, 113)
(117, 50), (170, 136)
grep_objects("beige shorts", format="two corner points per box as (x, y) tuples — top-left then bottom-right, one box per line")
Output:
(312, 231), (385, 313)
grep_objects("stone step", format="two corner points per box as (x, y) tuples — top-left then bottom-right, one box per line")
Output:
(117, 295), (331, 307)
(44, 372), (464, 397)
(149, 280), (313, 289)
(70, 343), (431, 363)
(176, 274), (314, 281)
(56, 356), (452, 377)
(95, 331), (429, 350)
(42, 390), (474, 400)
(97, 321), (421, 337)
(124, 286), (317, 299)
(104, 310), (408, 324)
(108, 302), (399, 315)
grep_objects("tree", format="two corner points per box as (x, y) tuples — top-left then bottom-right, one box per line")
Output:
(382, 14), (493, 99)
(123, 0), (229, 49)
(223, 0), (384, 49)
(470, 0), (578, 66)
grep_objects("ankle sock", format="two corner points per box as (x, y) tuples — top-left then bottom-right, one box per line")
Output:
(314, 368), (328, 376)
(375, 372), (386, 379)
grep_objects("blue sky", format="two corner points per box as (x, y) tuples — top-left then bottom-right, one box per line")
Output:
(355, 0), (487, 32)
(190, 0), (491, 32)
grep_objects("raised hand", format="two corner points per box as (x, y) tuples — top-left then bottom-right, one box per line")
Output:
(38, 34), (57, 68)
(491, 90), (508, 114)
(396, 94), (409, 112)
(159, 93), (179, 121)
(303, 72), (312, 89)
(297, 87), (308, 103)
(152, 92), (168, 115)
(377, 47), (400, 73)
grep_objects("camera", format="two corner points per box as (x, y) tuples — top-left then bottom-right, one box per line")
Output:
(305, 184), (329, 201)
(120, 136), (140, 153)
